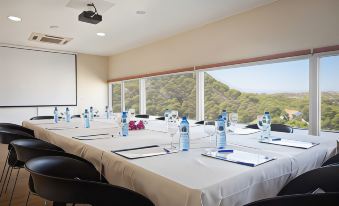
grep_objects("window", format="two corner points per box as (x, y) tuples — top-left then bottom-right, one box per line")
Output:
(124, 79), (140, 114)
(320, 55), (339, 131)
(112, 83), (122, 112)
(204, 59), (310, 129)
(146, 73), (196, 119)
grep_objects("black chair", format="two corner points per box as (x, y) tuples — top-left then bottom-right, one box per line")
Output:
(71, 115), (81, 118)
(195, 120), (204, 125)
(244, 193), (339, 206)
(322, 153), (339, 167)
(0, 123), (34, 136)
(155, 116), (165, 120)
(10, 138), (106, 205)
(0, 129), (34, 181)
(246, 124), (293, 133)
(135, 114), (150, 119)
(278, 164), (339, 196)
(0, 129), (34, 203)
(25, 156), (154, 206)
(30, 116), (55, 120)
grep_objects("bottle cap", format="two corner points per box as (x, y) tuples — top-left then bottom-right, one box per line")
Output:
(85, 109), (88, 112)
(264, 111), (270, 114)
(222, 110), (227, 112)
(182, 116), (187, 120)
(66, 107), (69, 111)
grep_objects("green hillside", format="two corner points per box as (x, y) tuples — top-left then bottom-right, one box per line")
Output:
(112, 73), (339, 130)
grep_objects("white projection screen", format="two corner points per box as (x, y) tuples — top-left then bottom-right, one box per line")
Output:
(0, 46), (77, 107)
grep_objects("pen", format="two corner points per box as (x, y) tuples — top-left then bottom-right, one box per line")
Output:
(218, 149), (233, 153)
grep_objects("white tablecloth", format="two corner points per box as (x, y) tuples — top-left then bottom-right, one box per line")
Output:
(23, 119), (338, 206)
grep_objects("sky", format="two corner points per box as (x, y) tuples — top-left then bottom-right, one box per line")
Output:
(207, 55), (339, 93)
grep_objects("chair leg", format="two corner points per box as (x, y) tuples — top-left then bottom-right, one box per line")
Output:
(0, 151), (10, 184)
(8, 168), (20, 205)
(25, 192), (31, 206)
(0, 165), (11, 197)
(4, 167), (14, 193)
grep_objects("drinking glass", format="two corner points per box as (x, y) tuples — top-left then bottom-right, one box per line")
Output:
(167, 117), (179, 149)
(204, 121), (216, 144)
(170, 110), (178, 120)
(128, 109), (136, 120)
(230, 112), (238, 132)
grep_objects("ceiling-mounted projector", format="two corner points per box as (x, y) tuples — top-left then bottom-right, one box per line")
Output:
(78, 3), (102, 24)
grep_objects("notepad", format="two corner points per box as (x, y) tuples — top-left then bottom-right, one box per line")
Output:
(259, 138), (318, 149)
(202, 150), (275, 167)
(113, 145), (177, 159)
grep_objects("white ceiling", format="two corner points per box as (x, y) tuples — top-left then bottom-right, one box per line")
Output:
(0, 0), (276, 56)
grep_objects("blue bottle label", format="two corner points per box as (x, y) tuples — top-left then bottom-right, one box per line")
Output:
(180, 125), (190, 151)
(216, 121), (226, 149)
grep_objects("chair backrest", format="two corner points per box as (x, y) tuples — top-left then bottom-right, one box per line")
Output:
(195, 120), (204, 125)
(26, 156), (154, 206)
(135, 114), (150, 119)
(244, 193), (339, 206)
(246, 124), (293, 133)
(322, 154), (339, 167)
(278, 164), (339, 196)
(10, 139), (64, 163)
(30, 116), (55, 120)
(0, 128), (34, 144)
(156, 116), (165, 120)
(0, 123), (35, 136)
(71, 115), (81, 118)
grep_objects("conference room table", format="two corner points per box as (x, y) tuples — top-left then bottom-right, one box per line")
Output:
(23, 118), (338, 206)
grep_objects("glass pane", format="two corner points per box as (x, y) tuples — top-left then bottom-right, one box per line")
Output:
(112, 83), (121, 112)
(124, 79), (140, 114)
(204, 59), (309, 129)
(320, 55), (339, 131)
(146, 73), (196, 119)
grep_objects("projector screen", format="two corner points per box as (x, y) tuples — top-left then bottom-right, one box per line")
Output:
(0, 46), (77, 107)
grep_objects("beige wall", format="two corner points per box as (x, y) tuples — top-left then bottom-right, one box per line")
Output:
(77, 53), (109, 112)
(109, 0), (339, 79)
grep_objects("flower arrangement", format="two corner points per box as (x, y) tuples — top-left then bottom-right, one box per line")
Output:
(129, 120), (145, 130)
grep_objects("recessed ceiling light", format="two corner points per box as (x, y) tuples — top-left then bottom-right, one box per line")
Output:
(96, 32), (106, 37)
(136, 10), (146, 15)
(49, 25), (59, 29)
(8, 16), (21, 22)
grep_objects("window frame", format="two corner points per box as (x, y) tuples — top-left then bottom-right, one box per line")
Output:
(109, 52), (339, 135)
(317, 51), (339, 133)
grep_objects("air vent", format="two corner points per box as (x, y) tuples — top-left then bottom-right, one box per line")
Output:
(28, 32), (72, 45)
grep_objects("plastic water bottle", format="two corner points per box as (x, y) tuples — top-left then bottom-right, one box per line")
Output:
(164, 109), (170, 122)
(84, 109), (90, 128)
(105, 106), (110, 119)
(53, 107), (58, 123)
(216, 115), (226, 149)
(179, 116), (190, 151)
(121, 111), (128, 136)
(262, 111), (272, 140)
(65, 107), (71, 122)
(221, 109), (228, 129)
(221, 110), (228, 122)
(90, 106), (94, 121)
